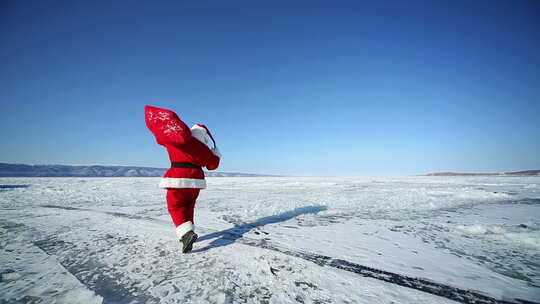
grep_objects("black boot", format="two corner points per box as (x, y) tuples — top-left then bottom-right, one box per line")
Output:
(180, 230), (198, 253)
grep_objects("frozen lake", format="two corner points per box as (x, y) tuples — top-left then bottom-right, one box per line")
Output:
(1, 176), (539, 303)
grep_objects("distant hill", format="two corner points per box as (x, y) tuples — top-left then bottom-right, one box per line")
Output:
(0, 163), (270, 177)
(425, 170), (540, 176)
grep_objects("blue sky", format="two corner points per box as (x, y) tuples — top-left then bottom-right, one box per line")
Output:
(1, 1), (539, 176)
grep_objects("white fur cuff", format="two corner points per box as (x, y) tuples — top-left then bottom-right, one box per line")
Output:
(211, 147), (221, 158)
(176, 221), (194, 239)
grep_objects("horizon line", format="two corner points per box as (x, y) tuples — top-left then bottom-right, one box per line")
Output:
(1, 162), (538, 177)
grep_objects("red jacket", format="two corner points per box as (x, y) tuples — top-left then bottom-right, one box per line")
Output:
(144, 105), (220, 189)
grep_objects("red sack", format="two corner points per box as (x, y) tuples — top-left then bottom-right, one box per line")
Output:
(144, 105), (191, 148)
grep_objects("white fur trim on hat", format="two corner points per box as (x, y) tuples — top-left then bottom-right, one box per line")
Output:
(176, 221), (194, 239)
(191, 125), (209, 145)
(159, 178), (207, 189)
(190, 124), (207, 133)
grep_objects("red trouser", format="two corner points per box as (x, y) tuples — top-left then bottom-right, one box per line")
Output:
(166, 188), (200, 227)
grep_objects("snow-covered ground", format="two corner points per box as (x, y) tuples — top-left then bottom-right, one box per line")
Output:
(1, 176), (539, 304)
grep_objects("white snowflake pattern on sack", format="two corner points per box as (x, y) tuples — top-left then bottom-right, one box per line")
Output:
(148, 110), (183, 136)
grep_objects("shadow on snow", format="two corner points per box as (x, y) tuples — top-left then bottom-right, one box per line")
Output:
(193, 205), (327, 253)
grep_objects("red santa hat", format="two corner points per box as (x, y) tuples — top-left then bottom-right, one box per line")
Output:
(190, 124), (217, 149)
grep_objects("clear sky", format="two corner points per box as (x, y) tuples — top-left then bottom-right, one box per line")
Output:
(1, 1), (539, 176)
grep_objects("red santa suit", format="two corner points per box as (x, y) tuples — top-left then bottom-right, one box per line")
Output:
(144, 105), (221, 240)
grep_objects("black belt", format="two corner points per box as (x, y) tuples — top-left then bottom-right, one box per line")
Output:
(170, 162), (202, 169)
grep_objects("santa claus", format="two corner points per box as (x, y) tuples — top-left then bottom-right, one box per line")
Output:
(144, 105), (221, 253)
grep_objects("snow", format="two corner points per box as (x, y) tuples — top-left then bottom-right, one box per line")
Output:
(1, 176), (539, 303)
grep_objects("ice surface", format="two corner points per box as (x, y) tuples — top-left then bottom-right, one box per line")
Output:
(1, 176), (539, 303)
